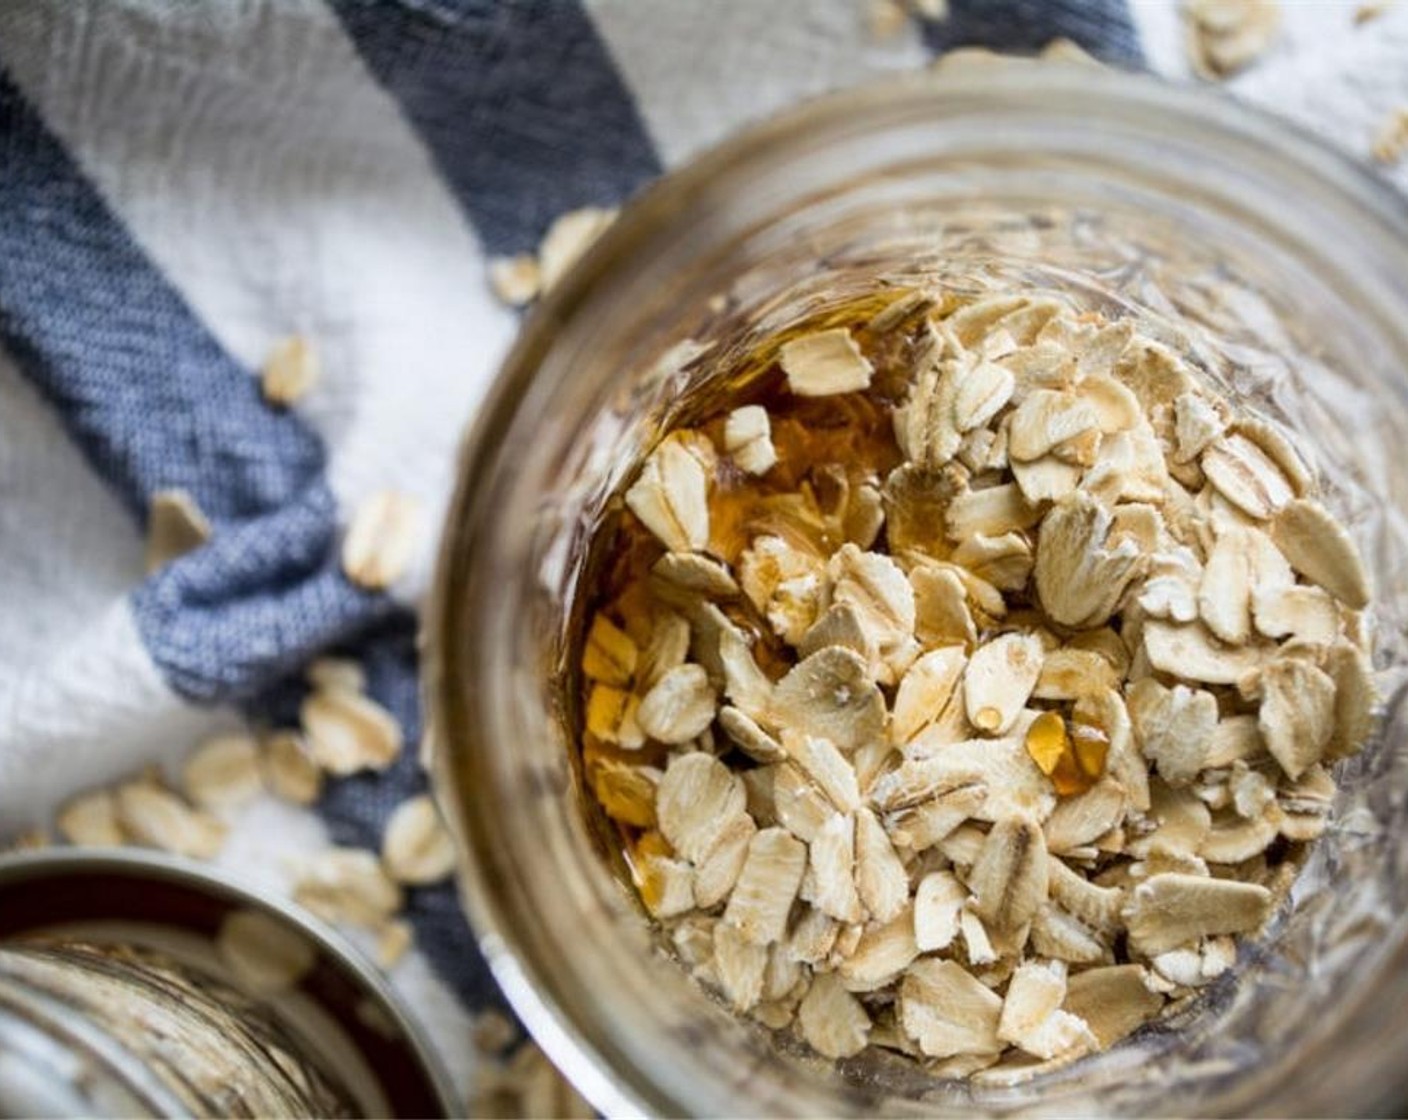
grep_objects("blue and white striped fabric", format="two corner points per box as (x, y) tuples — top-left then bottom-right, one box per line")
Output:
(0, 0), (1403, 1092)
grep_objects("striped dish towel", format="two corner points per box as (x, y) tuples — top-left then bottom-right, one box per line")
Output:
(0, 0), (1403, 1097)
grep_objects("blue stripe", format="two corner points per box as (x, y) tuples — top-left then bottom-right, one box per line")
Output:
(311, 616), (509, 1011)
(0, 73), (325, 522)
(0, 68), (384, 702)
(918, 0), (1145, 67)
(330, 0), (661, 256)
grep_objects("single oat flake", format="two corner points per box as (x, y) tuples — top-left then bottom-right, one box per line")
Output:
(308, 656), (368, 694)
(218, 909), (317, 995)
(301, 686), (403, 775)
(382, 794), (457, 885)
(146, 488), (212, 573)
(261, 335), (320, 406)
(573, 282), (1377, 1079)
(1353, 1), (1391, 25)
(488, 253), (542, 307)
(537, 207), (617, 293)
(1372, 107), (1408, 166)
(261, 730), (324, 805)
(293, 849), (403, 929)
(376, 920), (414, 969)
(342, 489), (421, 590)
(724, 405), (778, 475)
(779, 328), (874, 396)
(56, 789), (126, 847)
(183, 732), (264, 810)
(1186, 0), (1281, 78)
(626, 438), (710, 552)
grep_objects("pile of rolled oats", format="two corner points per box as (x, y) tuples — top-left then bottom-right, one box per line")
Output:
(578, 287), (1376, 1080)
(23, 655), (457, 973)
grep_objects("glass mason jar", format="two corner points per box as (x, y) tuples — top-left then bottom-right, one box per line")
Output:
(0, 849), (456, 1118)
(427, 65), (1408, 1117)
